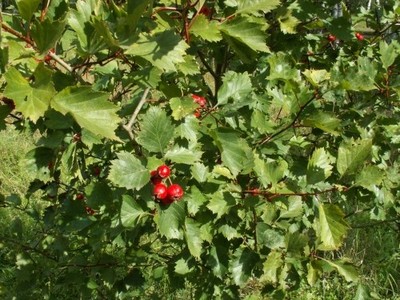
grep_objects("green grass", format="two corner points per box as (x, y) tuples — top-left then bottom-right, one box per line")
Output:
(0, 125), (37, 197)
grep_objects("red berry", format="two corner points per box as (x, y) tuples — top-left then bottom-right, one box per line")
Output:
(76, 193), (85, 200)
(355, 32), (364, 41)
(193, 108), (202, 118)
(199, 5), (212, 17)
(250, 188), (260, 196)
(167, 184), (184, 200)
(85, 206), (95, 215)
(153, 183), (168, 200)
(191, 94), (207, 107)
(327, 34), (336, 42)
(160, 195), (175, 205)
(93, 166), (101, 176)
(157, 165), (171, 178)
(150, 170), (162, 185)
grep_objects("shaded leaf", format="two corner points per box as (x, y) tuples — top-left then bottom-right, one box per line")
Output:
(307, 148), (334, 184)
(185, 218), (203, 259)
(120, 195), (148, 228)
(230, 248), (259, 286)
(158, 201), (185, 239)
(16, 0), (41, 21)
(207, 245), (229, 278)
(125, 31), (189, 72)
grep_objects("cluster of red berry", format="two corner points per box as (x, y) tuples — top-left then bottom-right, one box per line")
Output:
(192, 94), (207, 118)
(75, 193), (95, 215)
(327, 32), (364, 42)
(151, 165), (184, 205)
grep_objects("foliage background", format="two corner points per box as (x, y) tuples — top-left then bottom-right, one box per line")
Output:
(0, 0), (399, 299)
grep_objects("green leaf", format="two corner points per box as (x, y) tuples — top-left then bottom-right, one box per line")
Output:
(165, 147), (202, 165)
(136, 106), (175, 154)
(253, 154), (288, 187)
(337, 139), (372, 177)
(108, 152), (150, 190)
(186, 186), (207, 216)
(220, 17), (269, 53)
(236, 0), (281, 15)
(354, 284), (371, 300)
(16, 0), (41, 21)
(212, 128), (254, 176)
(4, 66), (55, 122)
(126, 0), (151, 31)
(190, 163), (209, 183)
(51, 86), (120, 140)
(169, 97), (198, 120)
(218, 224), (240, 240)
(120, 195), (148, 228)
(184, 218), (203, 259)
(278, 8), (300, 34)
(157, 201), (185, 239)
(31, 19), (67, 54)
(317, 204), (349, 251)
(207, 191), (236, 220)
(355, 165), (384, 191)
(261, 251), (284, 283)
(303, 111), (341, 135)
(190, 15), (222, 42)
(307, 148), (334, 184)
(217, 71), (252, 106)
(379, 41), (398, 70)
(230, 248), (259, 286)
(177, 55), (200, 75)
(174, 258), (193, 275)
(324, 259), (359, 282)
(303, 69), (331, 87)
(279, 196), (303, 219)
(267, 52), (300, 81)
(125, 31), (189, 72)
(256, 223), (285, 249)
(68, 3), (107, 54)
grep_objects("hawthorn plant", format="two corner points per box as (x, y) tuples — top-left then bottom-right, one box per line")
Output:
(0, 0), (399, 298)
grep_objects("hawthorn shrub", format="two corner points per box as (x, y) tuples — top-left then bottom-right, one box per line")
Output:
(0, 0), (399, 298)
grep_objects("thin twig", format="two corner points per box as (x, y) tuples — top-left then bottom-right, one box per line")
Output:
(256, 95), (316, 146)
(48, 52), (73, 72)
(1, 21), (74, 73)
(123, 88), (150, 140)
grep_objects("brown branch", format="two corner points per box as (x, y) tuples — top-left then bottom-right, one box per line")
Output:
(242, 185), (349, 201)
(1, 21), (74, 73)
(1, 22), (33, 45)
